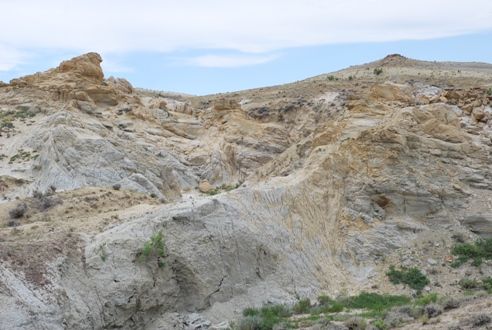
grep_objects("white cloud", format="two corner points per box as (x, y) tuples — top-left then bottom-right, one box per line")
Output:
(0, 0), (491, 69)
(186, 54), (279, 68)
(101, 60), (134, 73)
(0, 45), (26, 71)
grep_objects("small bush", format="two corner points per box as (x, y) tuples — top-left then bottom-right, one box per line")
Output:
(317, 295), (333, 306)
(482, 277), (492, 293)
(344, 317), (367, 330)
(243, 307), (259, 317)
(373, 68), (383, 76)
(293, 298), (311, 314)
(423, 304), (442, 318)
(441, 297), (460, 311)
(386, 266), (430, 292)
(310, 295), (344, 314)
(138, 231), (166, 267)
(31, 189), (62, 211)
(112, 183), (121, 190)
(470, 314), (491, 327)
(327, 75), (336, 81)
(239, 304), (291, 330)
(325, 302), (344, 313)
(204, 183), (240, 196)
(7, 219), (19, 227)
(237, 315), (262, 330)
(451, 239), (492, 267)
(488, 87), (492, 96)
(9, 203), (27, 219)
(415, 293), (438, 306)
(372, 319), (387, 330)
(459, 278), (480, 290)
(459, 277), (492, 293)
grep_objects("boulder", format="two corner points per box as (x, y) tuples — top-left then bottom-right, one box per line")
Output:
(462, 215), (492, 238)
(198, 180), (213, 193)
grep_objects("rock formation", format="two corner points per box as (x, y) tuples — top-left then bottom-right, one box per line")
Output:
(0, 53), (492, 329)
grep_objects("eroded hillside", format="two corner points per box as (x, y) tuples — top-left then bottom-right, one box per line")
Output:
(1, 53), (492, 329)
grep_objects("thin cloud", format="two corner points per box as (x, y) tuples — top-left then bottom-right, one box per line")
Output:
(101, 60), (134, 73)
(0, 45), (26, 71)
(0, 0), (491, 70)
(186, 54), (279, 68)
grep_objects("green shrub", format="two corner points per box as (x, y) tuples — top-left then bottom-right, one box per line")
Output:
(237, 315), (262, 330)
(451, 239), (492, 267)
(415, 293), (438, 306)
(293, 298), (311, 314)
(325, 302), (344, 313)
(459, 278), (481, 290)
(317, 295), (333, 306)
(373, 68), (383, 76)
(204, 183), (241, 196)
(482, 277), (492, 293)
(340, 292), (410, 312)
(386, 266), (429, 292)
(239, 304), (291, 330)
(243, 307), (259, 317)
(138, 231), (166, 267)
(372, 319), (388, 330)
(344, 317), (367, 330)
(327, 75), (336, 81)
(488, 87), (492, 96)
(458, 277), (492, 293)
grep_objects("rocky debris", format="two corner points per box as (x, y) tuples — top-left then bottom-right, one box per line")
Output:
(107, 76), (134, 94)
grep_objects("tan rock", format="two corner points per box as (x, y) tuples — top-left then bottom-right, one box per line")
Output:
(58, 52), (104, 81)
(198, 180), (213, 193)
(472, 107), (486, 122)
(213, 98), (240, 111)
(369, 82), (413, 103)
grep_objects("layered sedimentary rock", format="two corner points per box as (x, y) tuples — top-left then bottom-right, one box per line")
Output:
(0, 53), (492, 329)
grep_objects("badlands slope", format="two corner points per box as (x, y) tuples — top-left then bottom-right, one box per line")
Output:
(0, 53), (492, 329)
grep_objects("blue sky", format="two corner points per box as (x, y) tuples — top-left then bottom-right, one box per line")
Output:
(1, 1), (491, 95)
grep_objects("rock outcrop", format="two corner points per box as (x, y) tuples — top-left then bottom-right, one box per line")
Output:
(1, 53), (492, 329)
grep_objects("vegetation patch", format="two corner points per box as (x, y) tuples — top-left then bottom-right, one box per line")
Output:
(415, 293), (438, 306)
(235, 292), (413, 330)
(98, 243), (108, 262)
(138, 231), (166, 267)
(9, 149), (38, 164)
(373, 68), (383, 76)
(386, 266), (429, 292)
(240, 304), (291, 330)
(451, 238), (492, 267)
(459, 277), (492, 293)
(204, 183), (241, 196)
(340, 292), (411, 313)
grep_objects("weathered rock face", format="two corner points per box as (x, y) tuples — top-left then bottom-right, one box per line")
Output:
(1, 53), (492, 329)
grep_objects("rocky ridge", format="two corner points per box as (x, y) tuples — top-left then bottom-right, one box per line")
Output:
(0, 53), (491, 329)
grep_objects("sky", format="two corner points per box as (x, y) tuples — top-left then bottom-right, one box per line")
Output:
(0, 0), (491, 95)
